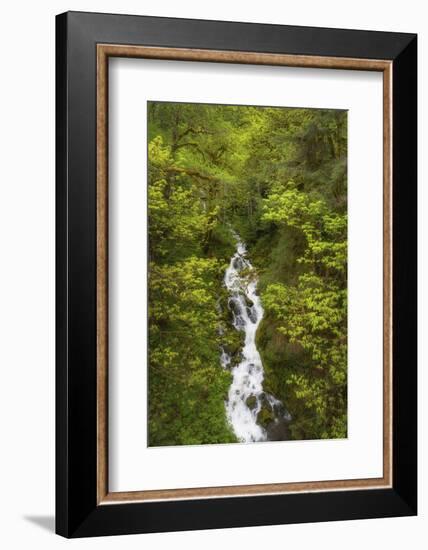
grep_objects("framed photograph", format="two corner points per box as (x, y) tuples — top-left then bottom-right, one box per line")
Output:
(56, 11), (417, 537)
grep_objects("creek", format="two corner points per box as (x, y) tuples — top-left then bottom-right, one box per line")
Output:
(221, 232), (291, 443)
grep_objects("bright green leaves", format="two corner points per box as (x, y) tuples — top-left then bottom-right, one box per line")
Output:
(256, 111), (348, 440)
(147, 116), (237, 446)
(147, 101), (348, 445)
(261, 181), (347, 439)
(148, 254), (236, 446)
(263, 275), (346, 369)
(149, 257), (221, 335)
(148, 136), (213, 260)
(263, 181), (347, 275)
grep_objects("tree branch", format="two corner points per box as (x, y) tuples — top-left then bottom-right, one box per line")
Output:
(166, 166), (216, 182)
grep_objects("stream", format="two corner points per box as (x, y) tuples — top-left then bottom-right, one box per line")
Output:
(221, 232), (291, 443)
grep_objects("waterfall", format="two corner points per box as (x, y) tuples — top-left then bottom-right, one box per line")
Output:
(221, 232), (291, 443)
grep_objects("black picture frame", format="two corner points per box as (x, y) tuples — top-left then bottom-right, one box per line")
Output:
(56, 11), (417, 538)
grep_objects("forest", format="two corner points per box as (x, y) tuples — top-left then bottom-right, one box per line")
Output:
(147, 100), (348, 446)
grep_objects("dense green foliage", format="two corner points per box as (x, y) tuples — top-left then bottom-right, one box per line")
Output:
(148, 101), (347, 445)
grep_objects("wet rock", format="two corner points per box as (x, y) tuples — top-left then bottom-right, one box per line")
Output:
(220, 348), (231, 369)
(271, 400), (285, 417)
(246, 305), (258, 323)
(258, 392), (270, 409)
(233, 256), (244, 270)
(228, 297), (246, 330)
(265, 418), (290, 441)
(228, 297), (242, 316)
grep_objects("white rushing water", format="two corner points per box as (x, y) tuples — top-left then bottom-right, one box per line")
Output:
(221, 232), (290, 443)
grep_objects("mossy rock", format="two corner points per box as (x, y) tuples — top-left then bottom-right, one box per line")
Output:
(223, 330), (245, 361)
(245, 395), (258, 410)
(244, 295), (254, 309)
(257, 406), (275, 428)
(223, 341), (240, 356)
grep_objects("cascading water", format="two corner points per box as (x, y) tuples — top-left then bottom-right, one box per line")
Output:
(221, 232), (291, 443)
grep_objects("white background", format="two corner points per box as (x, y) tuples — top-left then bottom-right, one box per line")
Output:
(110, 59), (383, 492)
(0, 0), (425, 548)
